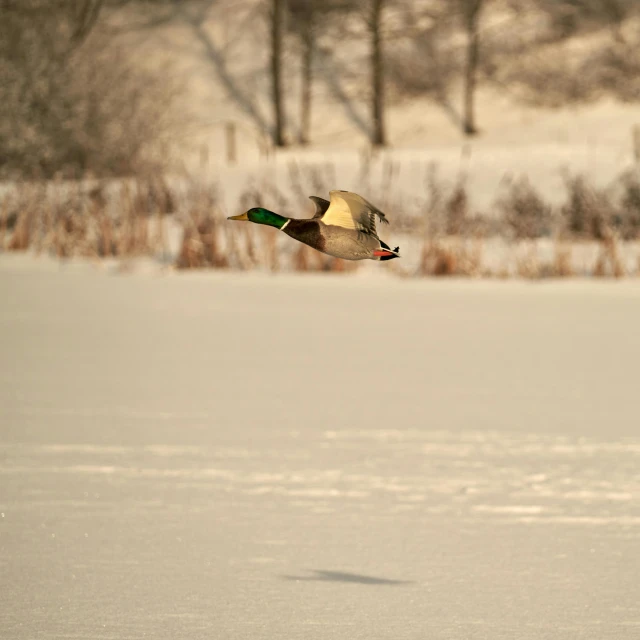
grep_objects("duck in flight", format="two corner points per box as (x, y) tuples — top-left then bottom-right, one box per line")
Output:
(227, 190), (400, 261)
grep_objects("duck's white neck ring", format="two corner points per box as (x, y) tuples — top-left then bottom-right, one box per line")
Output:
(280, 219), (290, 231)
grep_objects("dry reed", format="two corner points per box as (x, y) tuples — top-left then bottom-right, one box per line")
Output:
(2, 178), (171, 261)
(551, 241), (574, 277)
(418, 238), (482, 277)
(593, 232), (625, 278)
(2, 162), (640, 279)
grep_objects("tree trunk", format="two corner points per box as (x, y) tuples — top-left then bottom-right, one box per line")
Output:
(271, 0), (286, 147)
(299, 17), (313, 145)
(71, 0), (104, 48)
(463, 0), (481, 136)
(370, 0), (386, 146)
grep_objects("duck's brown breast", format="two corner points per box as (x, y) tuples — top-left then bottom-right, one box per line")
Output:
(283, 219), (326, 252)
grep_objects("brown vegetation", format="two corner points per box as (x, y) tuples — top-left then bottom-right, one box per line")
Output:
(2, 162), (640, 278)
(1, 178), (171, 261)
(497, 177), (553, 240)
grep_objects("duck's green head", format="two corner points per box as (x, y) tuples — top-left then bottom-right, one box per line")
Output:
(227, 207), (288, 229)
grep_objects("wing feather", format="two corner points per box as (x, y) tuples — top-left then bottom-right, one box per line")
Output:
(320, 190), (389, 238)
(309, 196), (330, 219)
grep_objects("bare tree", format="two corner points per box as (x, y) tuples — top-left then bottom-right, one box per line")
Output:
(287, 0), (355, 145)
(298, 7), (314, 145)
(384, 2), (461, 130)
(70, 0), (106, 46)
(497, 0), (640, 105)
(322, 0), (390, 146)
(104, 1), (283, 145)
(460, 0), (485, 136)
(383, 0), (486, 136)
(369, 0), (386, 146)
(530, 0), (639, 41)
(0, 0), (183, 177)
(271, 0), (287, 147)
(287, 0), (316, 145)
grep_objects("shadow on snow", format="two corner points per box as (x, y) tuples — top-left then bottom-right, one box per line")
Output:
(281, 569), (412, 586)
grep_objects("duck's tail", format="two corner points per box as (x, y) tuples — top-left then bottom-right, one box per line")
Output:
(375, 240), (401, 261)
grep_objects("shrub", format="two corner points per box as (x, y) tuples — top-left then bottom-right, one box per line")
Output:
(560, 174), (615, 239)
(496, 177), (553, 239)
(0, 5), (183, 179)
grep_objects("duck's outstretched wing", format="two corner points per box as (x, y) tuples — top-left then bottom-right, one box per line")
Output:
(309, 196), (330, 219)
(320, 190), (389, 238)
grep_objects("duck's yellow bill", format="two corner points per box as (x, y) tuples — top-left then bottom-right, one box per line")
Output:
(227, 212), (249, 221)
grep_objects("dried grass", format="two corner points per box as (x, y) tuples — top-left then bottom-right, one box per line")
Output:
(418, 237), (482, 277)
(514, 242), (541, 279)
(618, 170), (640, 240)
(593, 232), (625, 278)
(175, 185), (228, 270)
(2, 177), (171, 261)
(2, 163), (640, 279)
(551, 241), (574, 277)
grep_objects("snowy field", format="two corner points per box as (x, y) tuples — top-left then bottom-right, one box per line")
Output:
(1, 256), (640, 639)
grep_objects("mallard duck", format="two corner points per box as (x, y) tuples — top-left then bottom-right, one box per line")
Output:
(227, 190), (400, 261)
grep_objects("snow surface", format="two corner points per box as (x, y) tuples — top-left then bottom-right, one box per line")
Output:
(1, 256), (640, 639)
